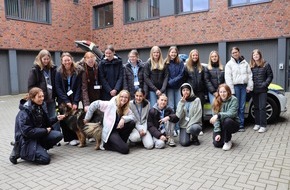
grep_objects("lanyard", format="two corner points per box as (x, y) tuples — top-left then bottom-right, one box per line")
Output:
(85, 63), (97, 83)
(67, 76), (71, 91)
(185, 102), (190, 117)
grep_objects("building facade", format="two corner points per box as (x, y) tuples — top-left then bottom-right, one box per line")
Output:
(0, 0), (289, 95)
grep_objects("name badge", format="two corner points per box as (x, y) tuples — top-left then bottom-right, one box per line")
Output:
(67, 90), (73, 96)
(47, 84), (52, 89)
(134, 81), (140, 86)
(185, 117), (189, 121)
(94, 85), (102, 89)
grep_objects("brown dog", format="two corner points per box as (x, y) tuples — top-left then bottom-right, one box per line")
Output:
(58, 103), (103, 150)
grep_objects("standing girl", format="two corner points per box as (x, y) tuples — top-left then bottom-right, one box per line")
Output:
(144, 46), (168, 106)
(225, 47), (253, 132)
(250, 49), (273, 133)
(55, 52), (82, 146)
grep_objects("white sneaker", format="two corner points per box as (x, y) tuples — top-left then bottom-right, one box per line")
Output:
(69, 140), (80, 146)
(222, 141), (232, 151)
(99, 141), (105, 150)
(258, 127), (267, 133)
(199, 131), (204, 136)
(88, 138), (96, 142)
(168, 138), (176, 147)
(253, 125), (260, 131)
(173, 130), (178, 137)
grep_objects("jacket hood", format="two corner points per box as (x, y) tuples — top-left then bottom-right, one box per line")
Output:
(180, 83), (196, 102)
(153, 102), (168, 112)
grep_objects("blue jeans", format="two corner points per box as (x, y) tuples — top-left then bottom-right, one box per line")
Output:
(179, 124), (202, 147)
(253, 92), (267, 127)
(149, 91), (158, 108)
(47, 101), (60, 131)
(208, 92), (215, 105)
(234, 84), (247, 127)
(167, 88), (181, 131)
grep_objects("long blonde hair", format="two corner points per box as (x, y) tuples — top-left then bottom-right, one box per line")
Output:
(207, 50), (223, 70)
(34, 49), (55, 70)
(149, 46), (164, 70)
(186, 49), (203, 72)
(250, 49), (266, 68)
(164, 46), (181, 64)
(115, 90), (131, 116)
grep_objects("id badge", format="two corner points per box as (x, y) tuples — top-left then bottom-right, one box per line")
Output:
(134, 81), (140, 86)
(94, 85), (102, 89)
(47, 84), (52, 89)
(161, 128), (165, 134)
(185, 117), (190, 121)
(67, 90), (73, 96)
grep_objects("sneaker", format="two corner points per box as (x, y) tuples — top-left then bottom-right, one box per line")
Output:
(222, 141), (232, 151)
(258, 127), (267, 133)
(168, 138), (176, 147)
(88, 138), (96, 142)
(9, 141), (20, 165)
(69, 140), (80, 146)
(173, 130), (178, 137)
(199, 131), (204, 136)
(238, 128), (245, 132)
(192, 136), (200, 146)
(253, 125), (260, 131)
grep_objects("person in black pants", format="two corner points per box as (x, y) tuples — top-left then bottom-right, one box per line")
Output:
(84, 90), (135, 154)
(210, 84), (240, 151)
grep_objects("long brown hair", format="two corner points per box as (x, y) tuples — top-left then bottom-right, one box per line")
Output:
(34, 49), (55, 70)
(212, 84), (232, 113)
(250, 49), (266, 68)
(59, 52), (79, 79)
(115, 90), (131, 116)
(164, 46), (181, 64)
(23, 87), (43, 101)
(186, 49), (203, 72)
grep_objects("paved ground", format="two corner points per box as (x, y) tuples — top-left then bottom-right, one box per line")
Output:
(0, 94), (289, 190)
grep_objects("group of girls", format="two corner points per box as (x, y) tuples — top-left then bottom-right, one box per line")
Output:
(9, 45), (273, 165)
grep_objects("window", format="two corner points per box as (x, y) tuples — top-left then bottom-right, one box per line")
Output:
(177, 0), (209, 13)
(230, 0), (271, 6)
(5, 0), (51, 23)
(124, 0), (159, 23)
(94, 3), (113, 28)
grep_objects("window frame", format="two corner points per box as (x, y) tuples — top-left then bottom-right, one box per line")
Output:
(4, 0), (51, 24)
(176, 0), (209, 14)
(229, 0), (272, 7)
(93, 2), (114, 29)
(124, 0), (160, 23)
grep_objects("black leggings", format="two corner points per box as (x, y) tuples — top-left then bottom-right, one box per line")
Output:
(213, 118), (239, 148)
(104, 121), (135, 154)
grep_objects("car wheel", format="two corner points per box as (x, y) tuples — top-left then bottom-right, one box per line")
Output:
(249, 96), (279, 123)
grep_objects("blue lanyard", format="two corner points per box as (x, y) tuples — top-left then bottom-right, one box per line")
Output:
(185, 102), (190, 117)
(67, 76), (71, 91)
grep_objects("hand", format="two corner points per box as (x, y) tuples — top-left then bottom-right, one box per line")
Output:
(210, 114), (218, 124)
(47, 127), (52, 133)
(215, 135), (221, 142)
(159, 116), (169, 124)
(57, 114), (65, 121)
(213, 92), (218, 97)
(246, 89), (251, 93)
(181, 94), (188, 102)
(160, 135), (167, 141)
(117, 118), (125, 129)
(84, 106), (89, 112)
(110, 89), (117, 96)
(72, 104), (77, 110)
(156, 90), (162, 96)
(139, 129), (146, 137)
(66, 103), (72, 108)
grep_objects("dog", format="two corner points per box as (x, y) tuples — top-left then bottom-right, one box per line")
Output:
(58, 103), (103, 150)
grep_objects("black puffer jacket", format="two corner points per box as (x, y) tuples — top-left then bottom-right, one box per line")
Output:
(27, 65), (57, 102)
(123, 60), (148, 99)
(183, 65), (206, 93)
(205, 64), (225, 94)
(251, 63), (273, 93)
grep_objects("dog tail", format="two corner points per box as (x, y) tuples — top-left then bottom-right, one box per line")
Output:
(83, 122), (102, 139)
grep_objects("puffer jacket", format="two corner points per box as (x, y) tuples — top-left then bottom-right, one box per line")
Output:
(251, 63), (273, 93)
(205, 64), (225, 94)
(14, 99), (58, 162)
(167, 60), (184, 89)
(27, 65), (57, 102)
(144, 59), (169, 93)
(123, 60), (148, 99)
(225, 57), (253, 94)
(183, 65), (206, 93)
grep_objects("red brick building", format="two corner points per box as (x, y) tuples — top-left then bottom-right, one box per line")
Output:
(0, 0), (289, 95)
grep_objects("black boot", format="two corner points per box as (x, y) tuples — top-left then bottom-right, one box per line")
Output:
(192, 136), (200, 146)
(9, 141), (20, 164)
